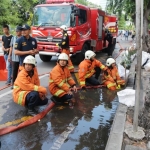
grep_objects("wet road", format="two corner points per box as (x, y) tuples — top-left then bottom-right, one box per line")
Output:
(0, 42), (123, 150)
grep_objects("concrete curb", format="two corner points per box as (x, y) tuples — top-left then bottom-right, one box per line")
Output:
(105, 58), (136, 150)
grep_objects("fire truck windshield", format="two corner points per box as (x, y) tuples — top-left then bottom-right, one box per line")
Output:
(32, 6), (73, 27)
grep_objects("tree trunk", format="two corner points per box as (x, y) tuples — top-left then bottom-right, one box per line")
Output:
(143, 10), (150, 52)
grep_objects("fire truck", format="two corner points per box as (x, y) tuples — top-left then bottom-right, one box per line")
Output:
(31, 0), (118, 63)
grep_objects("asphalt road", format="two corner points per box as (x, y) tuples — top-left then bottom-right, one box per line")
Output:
(0, 36), (133, 150)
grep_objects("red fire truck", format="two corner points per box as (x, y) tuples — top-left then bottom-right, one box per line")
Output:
(31, 0), (118, 63)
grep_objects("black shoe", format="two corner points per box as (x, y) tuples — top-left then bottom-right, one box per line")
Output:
(5, 82), (11, 86)
(27, 108), (38, 116)
(51, 96), (63, 105)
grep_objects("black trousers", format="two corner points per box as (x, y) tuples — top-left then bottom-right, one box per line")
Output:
(107, 38), (116, 56)
(25, 91), (48, 109)
(86, 67), (101, 85)
(12, 61), (19, 84)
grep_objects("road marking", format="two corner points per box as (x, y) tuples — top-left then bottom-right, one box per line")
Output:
(0, 116), (32, 129)
(50, 117), (79, 150)
(0, 74), (49, 99)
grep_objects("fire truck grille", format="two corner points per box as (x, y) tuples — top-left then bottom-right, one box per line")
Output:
(36, 37), (62, 43)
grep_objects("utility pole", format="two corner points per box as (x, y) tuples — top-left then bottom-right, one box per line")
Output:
(133, 0), (143, 132)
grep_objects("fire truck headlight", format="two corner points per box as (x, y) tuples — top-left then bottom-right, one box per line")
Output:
(70, 47), (73, 52)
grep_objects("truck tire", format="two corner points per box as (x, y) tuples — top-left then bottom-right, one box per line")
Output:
(39, 54), (52, 62)
(76, 43), (89, 64)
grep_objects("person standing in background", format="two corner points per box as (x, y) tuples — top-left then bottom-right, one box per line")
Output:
(2, 25), (13, 85)
(8, 26), (22, 88)
(14, 24), (38, 71)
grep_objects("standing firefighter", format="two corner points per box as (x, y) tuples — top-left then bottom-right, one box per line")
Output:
(102, 58), (125, 90)
(13, 55), (48, 116)
(104, 29), (115, 57)
(56, 25), (74, 72)
(49, 53), (77, 106)
(78, 50), (107, 89)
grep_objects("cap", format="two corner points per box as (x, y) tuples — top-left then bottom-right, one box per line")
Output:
(21, 24), (30, 30)
(16, 26), (22, 32)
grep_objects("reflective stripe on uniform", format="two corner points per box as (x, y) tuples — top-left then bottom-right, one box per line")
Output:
(117, 80), (125, 85)
(67, 77), (72, 81)
(107, 83), (116, 88)
(18, 91), (26, 105)
(50, 79), (67, 88)
(13, 86), (19, 89)
(100, 65), (105, 69)
(49, 79), (53, 83)
(80, 81), (85, 86)
(62, 42), (66, 45)
(54, 90), (64, 97)
(34, 85), (38, 91)
(85, 69), (95, 78)
(68, 66), (74, 70)
(58, 81), (64, 87)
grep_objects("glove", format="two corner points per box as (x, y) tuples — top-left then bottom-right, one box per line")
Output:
(116, 85), (121, 90)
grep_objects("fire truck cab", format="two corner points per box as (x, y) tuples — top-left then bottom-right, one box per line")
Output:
(32, 0), (118, 63)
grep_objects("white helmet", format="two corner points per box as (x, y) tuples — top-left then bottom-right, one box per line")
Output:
(60, 25), (68, 31)
(58, 53), (68, 61)
(23, 55), (36, 65)
(85, 50), (96, 59)
(106, 58), (116, 66)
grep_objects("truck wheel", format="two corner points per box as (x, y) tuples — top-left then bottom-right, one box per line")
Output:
(76, 44), (89, 64)
(39, 54), (52, 62)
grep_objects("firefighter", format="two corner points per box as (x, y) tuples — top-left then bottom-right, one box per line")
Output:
(13, 55), (48, 116)
(102, 58), (125, 90)
(78, 50), (107, 89)
(56, 25), (74, 72)
(104, 29), (115, 57)
(49, 53), (77, 106)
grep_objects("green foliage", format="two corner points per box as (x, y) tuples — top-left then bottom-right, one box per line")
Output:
(118, 15), (126, 30)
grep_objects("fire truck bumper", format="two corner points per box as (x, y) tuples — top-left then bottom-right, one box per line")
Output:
(39, 51), (72, 57)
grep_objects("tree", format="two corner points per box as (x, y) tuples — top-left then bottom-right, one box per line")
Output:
(106, 0), (150, 52)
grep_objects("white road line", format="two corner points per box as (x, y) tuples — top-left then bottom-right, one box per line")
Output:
(50, 117), (79, 150)
(0, 74), (49, 99)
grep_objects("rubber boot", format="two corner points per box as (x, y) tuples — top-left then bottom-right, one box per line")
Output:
(50, 96), (63, 105)
(27, 108), (38, 116)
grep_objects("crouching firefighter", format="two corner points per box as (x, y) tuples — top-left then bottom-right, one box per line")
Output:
(56, 25), (74, 72)
(78, 50), (107, 89)
(49, 53), (77, 106)
(13, 55), (48, 116)
(102, 58), (125, 90)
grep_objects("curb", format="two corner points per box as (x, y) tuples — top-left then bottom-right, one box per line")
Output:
(105, 58), (136, 150)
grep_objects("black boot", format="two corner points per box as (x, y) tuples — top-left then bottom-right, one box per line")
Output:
(51, 96), (63, 105)
(27, 108), (38, 116)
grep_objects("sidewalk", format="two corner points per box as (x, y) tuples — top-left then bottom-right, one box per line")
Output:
(106, 36), (150, 150)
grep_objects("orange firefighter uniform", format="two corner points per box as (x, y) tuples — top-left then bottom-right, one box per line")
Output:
(78, 59), (107, 87)
(13, 68), (47, 106)
(49, 63), (76, 98)
(102, 66), (125, 90)
(56, 31), (74, 72)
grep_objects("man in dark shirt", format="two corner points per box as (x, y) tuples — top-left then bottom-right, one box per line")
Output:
(104, 29), (115, 57)
(14, 24), (38, 71)
(2, 25), (13, 85)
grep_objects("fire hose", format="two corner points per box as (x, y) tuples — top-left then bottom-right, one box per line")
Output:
(0, 84), (104, 136)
